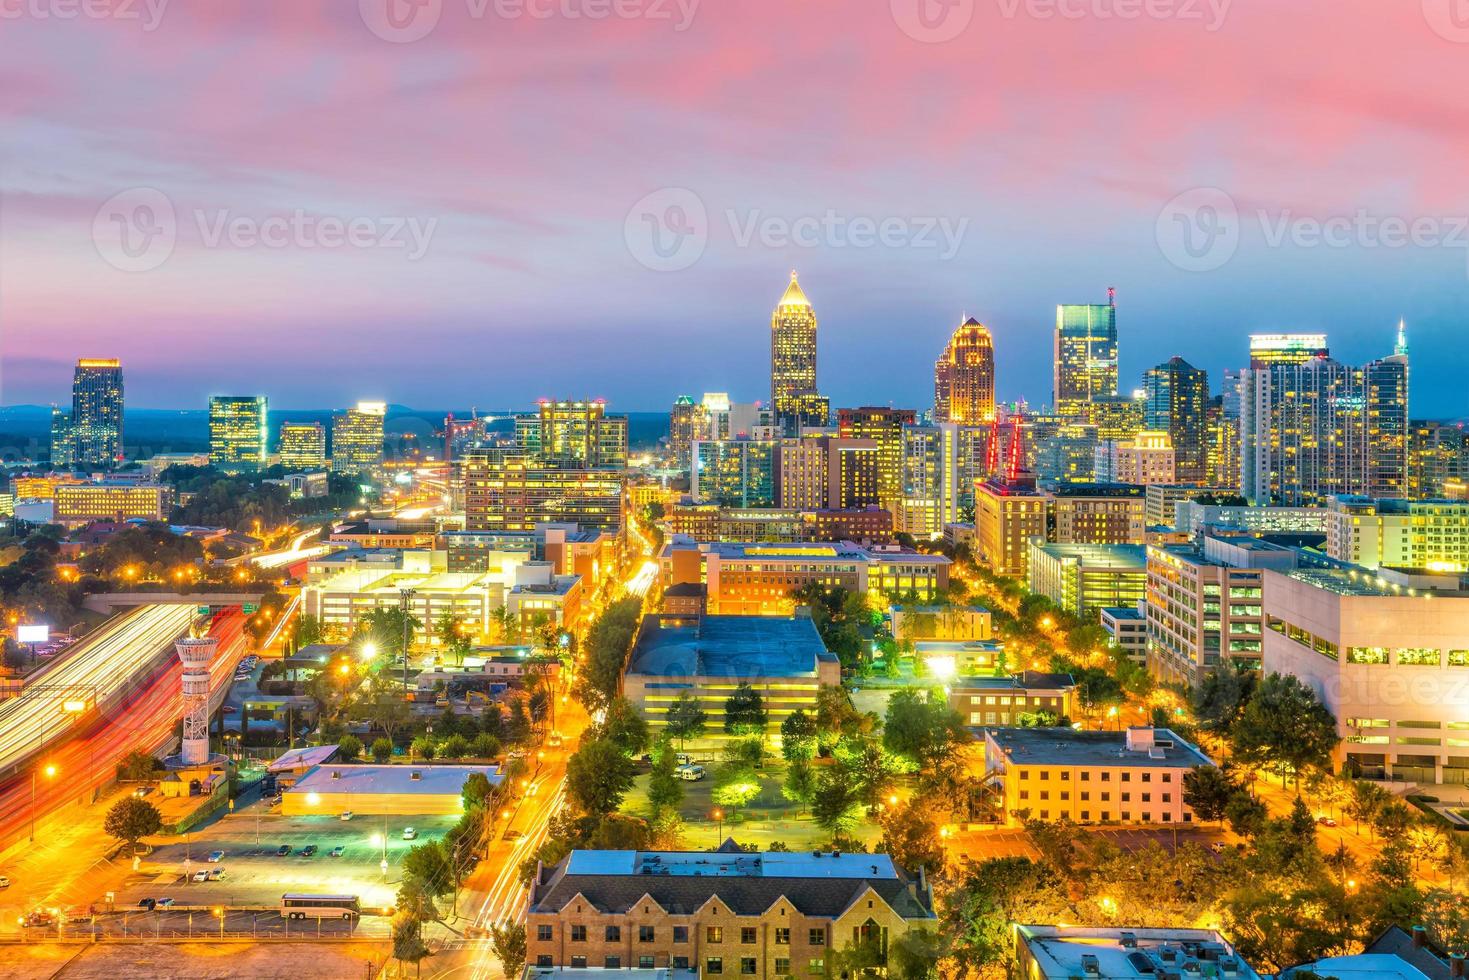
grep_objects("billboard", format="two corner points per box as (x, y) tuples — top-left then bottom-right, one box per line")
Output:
(16, 625), (49, 644)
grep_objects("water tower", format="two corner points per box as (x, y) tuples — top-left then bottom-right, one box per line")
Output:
(175, 636), (218, 765)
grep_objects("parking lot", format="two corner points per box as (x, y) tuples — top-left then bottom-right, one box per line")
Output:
(957, 824), (1229, 861)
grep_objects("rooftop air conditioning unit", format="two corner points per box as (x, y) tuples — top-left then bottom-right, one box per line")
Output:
(410, 771), (422, 780)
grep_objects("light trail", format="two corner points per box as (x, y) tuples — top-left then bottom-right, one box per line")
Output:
(250, 526), (332, 570)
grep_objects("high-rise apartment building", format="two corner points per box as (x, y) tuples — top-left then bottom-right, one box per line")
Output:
(897, 423), (971, 539)
(49, 407), (77, 470)
(776, 436), (879, 512)
(692, 439), (778, 507)
(1094, 430), (1176, 486)
(1326, 495), (1469, 571)
(278, 421), (328, 471)
(1143, 356), (1209, 484)
(1407, 421), (1469, 498)
(1248, 333), (1328, 367)
(331, 401), (386, 474)
(837, 406), (917, 517)
(208, 395), (268, 473)
(669, 395), (701, 467)
(695, 393), (774, 442)
(1053, 293), (1117, 420)
(71, 358), (124, 466)
(516, 399), (627, 470)
(770, 271), (819, 429)
(1204, 397), (1241, 492)
(934, 316), (996, 424)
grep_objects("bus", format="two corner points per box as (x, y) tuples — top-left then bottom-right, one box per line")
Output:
(280, 894), (360, 920)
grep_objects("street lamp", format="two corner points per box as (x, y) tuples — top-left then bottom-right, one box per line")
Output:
(711, 808), (724, 842)
(30, 763), (56, 842)
(371, 833), (387, 877)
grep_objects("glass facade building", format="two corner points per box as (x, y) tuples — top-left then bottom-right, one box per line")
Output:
(71, 358), (123, 466)
(209, 395), (269, 472)
(1053, 298), (1117, 420)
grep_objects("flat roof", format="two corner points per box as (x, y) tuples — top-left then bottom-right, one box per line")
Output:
(286, 764), (502, 796)
(268, 744), (339, 773)
(627, 615), (835, 678)
(1031, 542), (1147, 568)
(985, 727), (1212, 769)
(525, 970), (698, 980)
(953, 671), (1075, 692)
(1016, 925), (1261, 980)
(1282, 955), (1432, 980)
(565, 850), (901, 880)
(1100, 606), (1144, 621)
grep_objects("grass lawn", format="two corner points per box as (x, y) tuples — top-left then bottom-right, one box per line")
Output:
(622, 761), (882, 851)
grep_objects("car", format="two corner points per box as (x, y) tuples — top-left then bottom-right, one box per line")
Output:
(329, 846), (345, 858)
(0, 876), (9, 888)
(156, 897), (175, 908)
(340, 811), (354, 821)
(504, 830), (523, 842)
(136, 898), (156, 911)
(1316, 815), (1337, 827)
(23, 910), (53, 927)
(208, 868), (226, 880)
(132, 786), (152, 798)
(191, 870), (210, 882)
(675, 763), (706, 781)
(299, 844), (318, 856)
(275, 845), (291, 856)
(402, 827), (418, 841)
(207, 850), (224, 863)
(546, 733), (564, 748)
(675, 753), (692, 766)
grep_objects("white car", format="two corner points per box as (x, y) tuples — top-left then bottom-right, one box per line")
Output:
(191, 870), (209, 882)
(340, 811), (354, 821)
(675, 764), (706, 782)
(402, 827), (418, 840)
(0, 876), (10, 888)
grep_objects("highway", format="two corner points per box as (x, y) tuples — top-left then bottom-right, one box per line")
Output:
(0, 604), (199, 775)
(250, 526), (333, 570)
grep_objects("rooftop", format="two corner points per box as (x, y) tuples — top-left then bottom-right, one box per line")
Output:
(671, 539), (949, 566)
(1031, 542), (1147, 569)
(985, 727), (1213, 769)
(627, 614), (836, 678)
(1101, 606), (1144, 621)
(525, 970), (698, 980)
(267, 744), (339, 773)
(1046, 482), (1146, 498)
(1016, 924), (1261, 980)
(565, 849), (901, 880)
(952, 671), (1076, 692)
(285, 763), (502, 797)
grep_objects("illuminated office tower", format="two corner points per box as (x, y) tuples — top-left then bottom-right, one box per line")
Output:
(49, 407), (77, 470)
(784, 391), (831, 432)
(776, 436), (878, 511)
(1143, 357), (1209, 484)
(697, 393), (773, 442)
(934, 317), (996, 423)
(770, 271), (819, 428)
(71, 358), (124, 466)
(331, 401), (386, 474)
(898, 423), (966, 538)
(1365, 341), (1410, 500)
(1248, 333), (1329, 368)
(1033, 424), (1098, 483)
(669, 396), (702, 467)
(1053, 292), (1117, 420)
(692, 439), (777, 508)
(1205, 397), (1241, 492)
(837, 406), (917, 517)
(462, 451), (623, 532)
(279, 421), (328, 471)
(208, 396), (268, 473)
(1408, 421), (1469, 498)
(516, 399), (627, 470)
(1085, 394), (1145, 441)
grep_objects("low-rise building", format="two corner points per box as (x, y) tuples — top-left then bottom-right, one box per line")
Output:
(507, 561), (585, 632)
(281, 763), (502, 816)
(1046, 483), (1147, 546)
(1144, 483), (1233, 528)
(982, 726), (1213, 826)
(622, 614), (840, 749)
(1027, 542), (1147, 619)
(53, 482), (173, 526)
(1093, 430), (1176, 486)
(1013, 924), (1262, 980)
(1281, 925), (1463, 980)
(1101, 605), (1148, 664)
(1326, 495), (1469, 571)
(525, 843), (937, 974)
(890, 604), (991, 643)
(913, 639), (1007, 676)
(946, 672), (1076, 727)
(1173, 500), (1326, 539)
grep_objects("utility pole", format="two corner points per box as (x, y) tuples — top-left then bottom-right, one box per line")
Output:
(399, 588), (416, 696)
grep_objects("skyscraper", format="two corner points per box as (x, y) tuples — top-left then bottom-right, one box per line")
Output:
(669, 395), (702, 467)
(516, 399), (628, 470)
(1143, 357), (1209, 484)
(71, 358), (123, 466)
(49, 407), (77, 471)
(770, 271), (818, 429)
(209, 396), (269, 473)
(278, 421), (328, 471)
(1248, 333), (1329, 368)
(837, 406), (917, 518)
(1054, 292), (1117, 420)
(934, 316), (996, 424)
(331, 401), (386, 474)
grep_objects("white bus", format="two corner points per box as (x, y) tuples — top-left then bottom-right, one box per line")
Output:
(281, 893), (360, 920)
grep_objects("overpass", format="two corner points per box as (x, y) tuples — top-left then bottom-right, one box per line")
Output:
(82, 592), (266, 615)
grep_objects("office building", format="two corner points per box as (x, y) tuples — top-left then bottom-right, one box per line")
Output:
(462, 452), (623, 533)
(517, 399), (628, 470)
(692, 439), (778, 508)
(1083, 393), (1145, 441)
(53, 481), (174, 527)
(331, 401), (386, 474)
(776, 436), (880, 511)
(1204, 396), (1241, 491)
(1326, 495), (1469, 572)
(933, 316), (996, 424)
(1262, 562), (1469, 783)
(525, 844), (936, 974)
(208, 395), (268, 473)
(1047, 483), (1147, 546)
(623, 614), (841, 747)
(49, 407), (77, 470)
(1013, 925), (1261, 980)
(669, 395), (701, 467)
(1145, 484), (1229, 529)
(278, 421), (328, 470)
(1100, 605), (1147, 663)
(837, 407), (917, 518)
(1145, 536), (1298, 686)
(981, 726), (1213, 827)
(1027, 542), (1147, 619)
(1248, 332), (1329, 367)
(71, 358), (124, 466)
(696, 394), (774, 442)
(1032, 423), (1097, 483)
(974, 474), (1049, 577)
(1172, 499), (1326, 539)
(506, 560), (586, 632)
(1143, 356), (1208, 484)
(1094, 431), (1176, 486)
(1053, 293), (1117, 420)
(1408, 420), (1469, 499)
(947, 672), (1076, 728)
(770, 272), (819, 429)
(667, 502), (892, 546)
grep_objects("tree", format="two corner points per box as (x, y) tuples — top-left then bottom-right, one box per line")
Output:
(1344, 779), (1389, 837)
(664, 691), (707, 750)
(104, 797), (162, 855)
(840, 738), (907, 813)
(470, 732), (501, 760)
(577, 597), (642, 711)
(1225, 791), (1268, 837)
(371, 737), (393, 763)
(1182, 766), (1236, 825)
(566, 737), (638, 815)
(117, 750), (158, 782)
(878, 802), (946, 876)
(491, 921), (527, 979)
(648, 742), (685, 813)
(392, 913), (431, 976)
(889, 928), (942, 980)
(883, 688), (966, 769)
(335, 734), (362, 762)
(1194, 663), (1258, 733)
(440, 734), (470, 760)
(782, 759), (817, 804)
(292, 613), (326, 650)
(403, 839), (456, 900)
(811, 770), (863, 835)
(816, 684), (869, 747)
(780, 710), (818, 762)
(410, 735), (437, 761)
(1230, 673), (1339, 787)
(597, 697), (651, 757)
(435, 610), (473, 666)
(712, 764), (762, 810)
(724, 683), (767, 737)
(463, 772), (496, 812)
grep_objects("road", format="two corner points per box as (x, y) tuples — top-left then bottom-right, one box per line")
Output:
(250, 526), (333, 571)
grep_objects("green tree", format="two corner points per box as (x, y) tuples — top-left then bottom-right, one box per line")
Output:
(883, 688), (966, 769)
(463, 771), (496, 812)
(597, 697), (651, 756)
(878, 802), (946, 876)
(780, 709), (818, 762)
(292, 613), (326, 650)
(440, 734), (470, 760)
(402, 839), (456, 900)
(664, 691), (707, 751)
(491, 921), (527, 978)
(889, 928), (942, 980)
(103, 796), (163, 855)
(648, 742), (685, 812)
(371, 737), (393, 763)
(436, 610), (473, 666)
(815, 684), (869, 747)
(470, 732), (501, 759)
(811, 770), (863, 835)
(566, 737), (638, 815)
(782, 759), (817, 804)
(577, 597), (642, 711)
(391, 914), (431, 976)
(1231, 673), (1340, 787)
(1194, 663), (1258, 732)
(713, 764), (762, 810)
(117, 750), (158, 782)
(1226, 791), (1268, 837)
(724, 683), (768, 737)
(410, 735), (437, 761)
(336, 734), (362, 762)
(1182, 766), (1236, 825)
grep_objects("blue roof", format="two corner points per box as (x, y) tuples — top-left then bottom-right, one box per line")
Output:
(627, 615), (835, 678)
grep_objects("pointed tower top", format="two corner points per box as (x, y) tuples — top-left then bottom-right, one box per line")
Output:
(777, 270), (810, 308)
(1395, 318), (1409, 357)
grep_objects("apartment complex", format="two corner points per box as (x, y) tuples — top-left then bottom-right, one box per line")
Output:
(516, 399), (628, 470)
(974, 474), (1048, 577)
(775, 436), (879, 511)
(837, 407), (917, 519)
(1326, 495), (1469, 571)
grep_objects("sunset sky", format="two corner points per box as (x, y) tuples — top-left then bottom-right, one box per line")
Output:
(2, 0), (1468, 414)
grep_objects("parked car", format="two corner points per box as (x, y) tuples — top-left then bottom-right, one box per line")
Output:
(402, 827), (418, 840)
(0, 876), (9, 888)
(156, 897), (175, 908)
(191, 870), (210, 882)
(504, 830), (523, 842)
(675, 763), (706, 781)
(329, 846), (345, 858)
(299, 844), (318, 856)
(23, 910), (53, 927)
(136, 898), (156, 911)
(340, 811), (354, 821)
(275, 845), (291, 856)
(208, 868), (226, 880)
(207, 850), (224, 863)
(1316, 815), (1337, 827)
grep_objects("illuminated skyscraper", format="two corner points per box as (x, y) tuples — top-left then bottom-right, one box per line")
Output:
(692, 439), (777, 507)
(838, 406), (918, 517)
(71, 358), (123, 466)
(1248, 333), (1328, 368)
(934, 316), (996, 424)
(1143, 357), (1209, 484)
(50, 407), (77, 470)
(1204, 397), (1241, 492)
(516, 399), (627, 470)
(209, 395), (269, 473)
(331, 401), (386, 474)
(1054, 292), (1117, 420)
(770, 271), (819, 429)
(669, 395), (702, 467)
(278, 421), (328, 471)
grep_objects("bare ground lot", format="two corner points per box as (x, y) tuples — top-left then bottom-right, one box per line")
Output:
(8, 940), (388, 980)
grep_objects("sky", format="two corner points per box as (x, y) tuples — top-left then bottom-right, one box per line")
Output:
(2, 0), (1468, 415)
